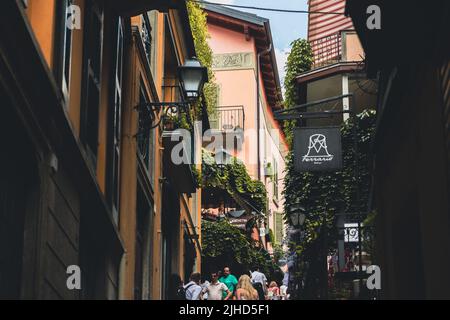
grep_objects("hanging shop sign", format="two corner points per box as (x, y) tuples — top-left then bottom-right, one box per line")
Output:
(294, 127), (343, 172)
(344, 223), (359, 243)
(228, 215), (255, 230)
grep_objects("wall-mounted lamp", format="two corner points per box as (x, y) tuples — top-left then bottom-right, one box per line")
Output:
(135, 57), (208, 136)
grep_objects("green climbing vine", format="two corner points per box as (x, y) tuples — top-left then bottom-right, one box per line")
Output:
(201, 220), (279, 278)
(202, 150), (268, 215)
(283, 109), (377, 298)
(187, 2), (218, 121)
(283, 39), (313, 146)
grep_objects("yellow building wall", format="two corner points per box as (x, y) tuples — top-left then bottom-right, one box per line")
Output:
(118, 38), (139, 300)
(151, 131), (164, 299)
(21, 0), (202, 301)
(26, 0), (56, 67)
(150, 11), (165, 300)
(126, 13), (167, 300)
(26, 0), (84, 137)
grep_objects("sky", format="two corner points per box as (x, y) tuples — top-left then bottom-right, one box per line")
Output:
(206, 0), (310, 88)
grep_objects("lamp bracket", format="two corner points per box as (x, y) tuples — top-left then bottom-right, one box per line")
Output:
(134, 101), (193, 138)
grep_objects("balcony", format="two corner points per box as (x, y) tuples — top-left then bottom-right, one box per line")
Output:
(160, 81), (197, 194)
(310, 31), (365, 69)
(310, 32), (342, 69)
(210, 106), (245, 132)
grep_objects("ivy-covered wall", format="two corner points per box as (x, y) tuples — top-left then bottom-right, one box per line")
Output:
(187, 2), (218, 120)
(201, 220), (280, 280)
(283, 110), (377, 248)
(283, 110), (377, 298)
(281, 37), (377, 299)
(283, 39), (313, 146)
(202, 150), (268, 215)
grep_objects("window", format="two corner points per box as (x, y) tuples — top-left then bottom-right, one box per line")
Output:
(140, 11), (158, 78)
(273, 158), (279, 202)
(54, 0), (74, 102)
(149, 11), (158, 77)
(137, 81), (155, 186)
(274, 212), (283, 244)
(106, 18), (124, 224)
(141, 13), (152, 64)
(81, 1), (103, 166)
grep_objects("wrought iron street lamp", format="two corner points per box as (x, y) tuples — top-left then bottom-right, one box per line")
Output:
(289, 204), (306, 228)
(135, 57), (208, 134)
(178, 57), (208, 102)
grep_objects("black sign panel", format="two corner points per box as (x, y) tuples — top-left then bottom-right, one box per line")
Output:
(294, 127), (342, 172)
(229, 215), (254, 230)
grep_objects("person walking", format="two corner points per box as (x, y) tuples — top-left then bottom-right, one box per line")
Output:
(251, 267), (267, 299)
(235, 275), (259, 300)
(219, 267), (238, 298)
(183, 272), (203, 300)
(267, 281), (280, 300)
(204, 272), (232, 300)
(251, 267), (268, 288)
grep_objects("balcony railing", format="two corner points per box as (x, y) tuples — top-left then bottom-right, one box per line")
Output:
(310, 32), (342, 68)
(210, 106), (245, 132)
(161, 81), (195, 167)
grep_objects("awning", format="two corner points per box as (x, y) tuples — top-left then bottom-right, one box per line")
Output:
(228, 209), (246, 218)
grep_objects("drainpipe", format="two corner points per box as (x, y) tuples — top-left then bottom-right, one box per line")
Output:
(256, 44), (272, 248)
(256, 44), (272, 181)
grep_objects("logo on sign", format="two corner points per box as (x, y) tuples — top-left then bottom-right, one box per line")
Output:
(294, 127), (342, 172)
(302, 134), (334, 164)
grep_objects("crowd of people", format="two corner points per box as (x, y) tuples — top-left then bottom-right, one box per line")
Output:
(169, 266), (289, 301)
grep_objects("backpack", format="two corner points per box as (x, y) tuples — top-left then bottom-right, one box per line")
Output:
(177, 283), (195, 300)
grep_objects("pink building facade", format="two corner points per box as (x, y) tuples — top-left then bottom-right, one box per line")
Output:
(204, 4), (289, 253)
